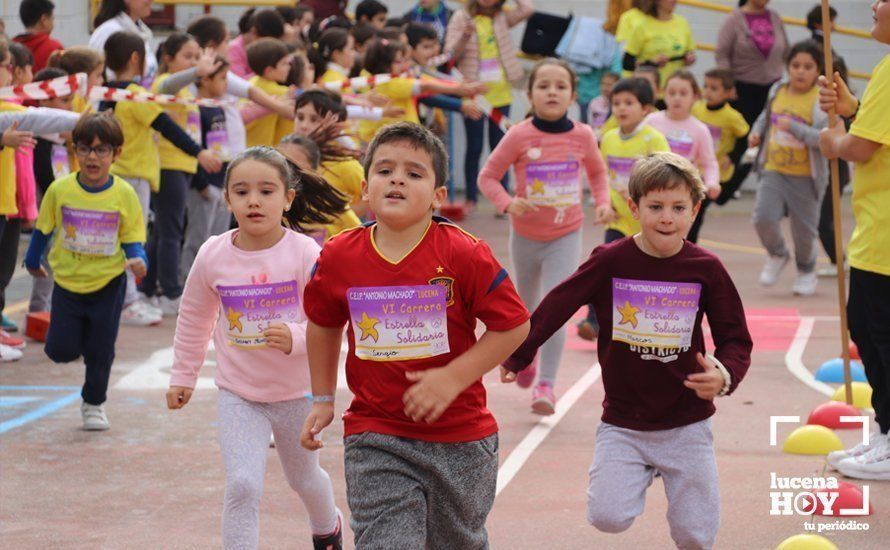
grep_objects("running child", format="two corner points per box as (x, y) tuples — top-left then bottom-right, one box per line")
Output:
(24, 113), (148, 430)
(502, 151), (753, 549)
(300, 123), (530, 548)
(245, 37), (294, 147)
(167, 146), (343, 549)
(749, 40), (827, 296)
(479, 58), (610, 414)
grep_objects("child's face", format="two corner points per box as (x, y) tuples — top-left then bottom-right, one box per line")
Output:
(663, 78), (696, 117)
(367, 12), (388, 30)
(13, 64), (33, 85)
(225, 159), (296, 238)
(391, 50), (412, 75)
(167, 39), (200, 74)
(363, 141), (447, 229)
(873, 0), (890, 44)
(702, 77), (732, 106)
(202, 68), (228, 98)
(0, 53), (13, 88)
(412, 38), (440, 65)
(630, 186), (700, 257)
(88, 64), (105, 88)
(294, 103), (323, 136)
(657, 0), (678, 14)
(787, 52), (819, 92)
(74, 137), (120, 184)
(278, 143), (315, 171)
(600, 76), (618, 100)
(611, 91), (648, 132)
(38, 12), (55, 33)
(298, 12), (314, 33)
(331, 36), (357, 70)
(528, 64), (576, 121)
(40, 94), (74, 111)
(265, 54), (293, 83)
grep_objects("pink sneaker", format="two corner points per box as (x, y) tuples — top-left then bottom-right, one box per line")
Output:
(0, 330), (25, 350)
(531, 381), (556, 416)
(516, 356), (538, 388)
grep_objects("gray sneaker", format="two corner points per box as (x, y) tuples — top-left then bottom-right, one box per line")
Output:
(81, 402), (110, 431)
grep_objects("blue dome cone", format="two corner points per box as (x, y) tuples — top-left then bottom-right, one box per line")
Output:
(814, 358), (867, 383)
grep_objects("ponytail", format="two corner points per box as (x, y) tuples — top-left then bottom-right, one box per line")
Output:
(280, 157), (351, 231)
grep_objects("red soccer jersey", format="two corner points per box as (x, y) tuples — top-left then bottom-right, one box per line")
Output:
(304, 217), (529, 442)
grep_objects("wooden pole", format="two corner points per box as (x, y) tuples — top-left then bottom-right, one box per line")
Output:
(820, 0), (854, 406)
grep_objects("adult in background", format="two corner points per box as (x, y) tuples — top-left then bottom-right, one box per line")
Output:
(89, 0), (157, 83)
(404, 0), (454, 44)
(715, 0), (789, 203)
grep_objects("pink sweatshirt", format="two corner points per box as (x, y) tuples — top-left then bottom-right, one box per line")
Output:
(170, 229), (321, 402)
(479, 117), (609, 242)
(645, 111), (720, 190)
(227, 35), (253, 79)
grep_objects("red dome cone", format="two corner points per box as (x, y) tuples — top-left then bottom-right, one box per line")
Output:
(804, 481), (872, 517)
(807, 401), (862, 430)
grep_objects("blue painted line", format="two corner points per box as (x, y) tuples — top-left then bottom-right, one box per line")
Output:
(0, 391), (81, 434)
(0, 397), (40, 407)
(0, 385), (80, 391)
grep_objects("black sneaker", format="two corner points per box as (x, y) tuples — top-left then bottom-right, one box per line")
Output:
(312, 516), (342, 550)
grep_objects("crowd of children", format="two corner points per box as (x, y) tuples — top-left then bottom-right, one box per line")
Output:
(1, 0), (888, 548)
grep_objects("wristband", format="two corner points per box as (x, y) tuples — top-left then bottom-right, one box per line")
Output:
(707, 354), (732, 397)
(311, 394), (335, 403)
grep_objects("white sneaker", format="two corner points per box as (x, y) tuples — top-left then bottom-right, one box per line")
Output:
(81, 402), (110, 431)
(0, 343), (23, 362)
(759, 254), (790, 287)
(828, 432), (887, 469)
(792, 271), (818, 296)
(120, 300), (162, 327)
(817, 262), (848, 278)
(837, 434), (890, 481)
(158, 295), (181, 317)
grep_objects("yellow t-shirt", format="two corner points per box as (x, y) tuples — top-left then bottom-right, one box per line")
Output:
(357, 70), (419, 143)
(152, 73), (200, 174)
(0, 102), (26, 216)
(615, 8), (645, 44)
(764, 85), (818, 177)
(474, 15), (512, 108)
(36, 172), (145, 294)
(692, 100), (750, 182)
(109, 82), (164, 191)
(321, 158), (365, 206)
(72, 95), (91, 115)
(600, 124), (671, 237)
(624, 14), (695, 85)
(848, 54), (890, 276)
(245, 76), (292, 147)
(303, 207), (362, 246)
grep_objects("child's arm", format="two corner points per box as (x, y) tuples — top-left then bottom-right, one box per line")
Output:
(150, 113), (222, 174)
(156, 52), (222, 95)
(0, 108), (81, 134)
(581, 129), (614, 223)
(695, 127), (721, 198)
(444, 12), (472, 59)
(781, 111), (826, 148)
(817, 72), (884, 163)
(504, 0), (535, 27)
(24, 230), (51, 278)
(300, 321), (344, 450)
(477, 130), (529, 214)
(417, 78), (486, 99)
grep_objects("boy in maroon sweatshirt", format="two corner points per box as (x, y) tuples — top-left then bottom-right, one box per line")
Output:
(502, 152), (752, 549)
(13, 0), (63, 73)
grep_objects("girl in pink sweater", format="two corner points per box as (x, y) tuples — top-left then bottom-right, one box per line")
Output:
(645, 70), (721, 241)
(479, 58), (610, 415)
(167, 146), (343, 549)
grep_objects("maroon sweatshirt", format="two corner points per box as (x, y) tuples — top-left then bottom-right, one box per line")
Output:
(503, 237), (752, 431)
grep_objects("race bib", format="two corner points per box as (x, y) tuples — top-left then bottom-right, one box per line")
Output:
(525, 160), (581, 207)
(347, 285), (450, 361)
(770, 114), (806, 149)
(51, 145), (70, 179)
(478, 58), (503, 82)
(665, 129), (694, 159)
(607, 156), (635, 192)
(186, 110), (202, 144)
(60, 207), (119, 256)
(611, 278), (701, 350)
(206, 128), (231, 162)
(217, 281), (302, 348)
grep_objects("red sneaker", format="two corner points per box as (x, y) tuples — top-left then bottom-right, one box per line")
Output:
(0, 330), (25, 350)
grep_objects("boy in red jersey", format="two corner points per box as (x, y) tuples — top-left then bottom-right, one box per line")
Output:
(300, 122), (530, 548)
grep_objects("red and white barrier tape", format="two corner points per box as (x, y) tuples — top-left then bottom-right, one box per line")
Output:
(87, 86), (226, 107)
(0, 73), (87, 101)
(322, 73), (397, 92)
(473, 95), (510, 133)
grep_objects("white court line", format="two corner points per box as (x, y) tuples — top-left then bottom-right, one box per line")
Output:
(496, 363), (602, 496)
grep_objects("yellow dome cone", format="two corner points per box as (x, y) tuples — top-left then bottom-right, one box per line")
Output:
(776, 534), (838, 550)
(782, 425), (843, 455)
(831, 382), (873, 409)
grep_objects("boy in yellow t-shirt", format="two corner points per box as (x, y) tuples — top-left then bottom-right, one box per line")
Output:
(245, 38), (294, 147)
(24, 114), (146, 431)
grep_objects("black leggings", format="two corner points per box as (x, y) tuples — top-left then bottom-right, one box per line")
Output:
(0, 216), (22, 314)
(717, 80), (775, 205)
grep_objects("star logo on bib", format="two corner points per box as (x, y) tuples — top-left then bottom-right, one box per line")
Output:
(64, 223), (77, 240)
(531, 178), (545, 195)
(226, 306), (243, 333)
(357, 312), (380, 342)
(617, 300), (640, 329)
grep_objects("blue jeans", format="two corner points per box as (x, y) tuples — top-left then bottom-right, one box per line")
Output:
(142, 169), (189, 299)
(463, 104), (510, 203)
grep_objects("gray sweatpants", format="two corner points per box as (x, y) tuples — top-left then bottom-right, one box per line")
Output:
(587, 419), (719, 549)
(122, 176), (151, 306)
(752, 171), (824, 273)
(344, 431), (498, 550)
(217, 389), (339, 549)
(29, 236), (53, 312)
(180, 186), (230, 284)
(509, 229), (583, 385)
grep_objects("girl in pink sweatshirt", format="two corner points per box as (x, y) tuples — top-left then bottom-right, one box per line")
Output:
(478, 58), (610, 415)
(645, 70), (721, 243)
(167, 146), (343, 549)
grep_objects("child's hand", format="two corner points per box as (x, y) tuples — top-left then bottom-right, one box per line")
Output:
(195, 47), (221, 77)
(653, 54), (669, 67)
(500, 366), (517, 383)
(300, 402), (334, 450)
(27, 265), (48, 278)
(1, 121), (36, 151)
(403, 367), (463, 423)
(593, 204), (615, 225)
(819, 124), (845, 160)
(198, 150), (223, 174)
(126, 258), (147, 278)
(263, 323), (293, 354)
(166, 386), (193, 409)
(683, 353), (725, 400)
(684, 51), (696, 65)
(706, 184), (720, 200)
(718, 155), (732, 171)
(461, 100), (484, 121)
(382, 104), (406, 118)
(367, 92), (390, 107)
(774, 115), (792, 132)
(505, 197), (539, 216)
(818, 72), (856, 118)
(748, 133), (761, 148)
(461, 81), (488, 97)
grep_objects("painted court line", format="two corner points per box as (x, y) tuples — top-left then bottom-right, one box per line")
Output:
(496, 363), (601, 496)
(0, 389), (82, 434)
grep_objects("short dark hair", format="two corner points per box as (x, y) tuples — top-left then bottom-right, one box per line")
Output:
(786, 39), (825, 75)
(363, 122), (449, 189)
(611, 77), (655, 107)
(247, 37), (289, 76)
(704, 68), (735, 90)
(20, 0), (55, 28)
(295, 89), (347, 121)
(356, 0), (388, 21)
(633, 65), (661, 90)
(806, 4), (837, 31)
(197, 55), (230, 84)
(275, 6), (299, 25)
(34, 67), (66, 82)
(253, 9), (286, 39)
(363, 38), (409, 75)
(9, 43), (34, 69)
(308, 28), (351, 77)
(405, 23), (438, 48)
(353, 23), (378, 47)
(629, 152), (706, 206)
(104, 31), (145, 73)
(72, 112), (124, 149)
(187, 15), (228, 49)
(664, 69), (700, 97)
